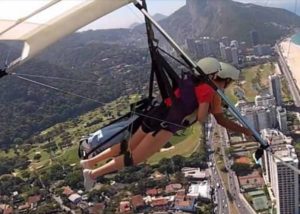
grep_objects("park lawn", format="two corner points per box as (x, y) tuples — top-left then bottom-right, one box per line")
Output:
(225, 84), (238, 103)
(169, 126), (193, 146)
(226, 63), (277, 103)
(241, 67), (259, 101)
(147, 123), (201, 165)
(0, 148), (17, 158)
(259, 63), (275, 87)
(58, 145), (79, 165)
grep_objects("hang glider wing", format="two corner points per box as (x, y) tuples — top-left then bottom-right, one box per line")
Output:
(0, 0), (134, 69)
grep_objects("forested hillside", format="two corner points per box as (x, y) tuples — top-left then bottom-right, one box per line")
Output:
(0, 36), (151, 148)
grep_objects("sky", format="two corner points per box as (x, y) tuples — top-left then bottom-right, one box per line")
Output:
(0, 0), (299, 31)
(82, 0), (300, 30)
(81, 0), (186, 30)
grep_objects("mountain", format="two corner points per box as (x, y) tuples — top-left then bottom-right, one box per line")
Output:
(130, 13), (167, 29)
(155, 0), (300, 45)
(0, 30), (151, 148)
(152, 13), (167, 22)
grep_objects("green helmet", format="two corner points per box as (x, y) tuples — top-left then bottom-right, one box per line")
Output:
(196, 57), (221, 75)
(218, 62), (240, 80)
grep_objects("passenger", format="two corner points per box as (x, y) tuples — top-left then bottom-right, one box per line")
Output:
(81, 58), (253, 190)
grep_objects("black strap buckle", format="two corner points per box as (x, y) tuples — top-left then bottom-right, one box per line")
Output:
(254, 144), (270, 161)
(0, 68), (8, 79)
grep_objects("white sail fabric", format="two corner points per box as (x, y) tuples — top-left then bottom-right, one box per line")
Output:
(0, 0), (134, 68)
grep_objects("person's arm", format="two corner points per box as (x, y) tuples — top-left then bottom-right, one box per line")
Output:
(213, 113), (252, 136)
(197, 103), (210, 123)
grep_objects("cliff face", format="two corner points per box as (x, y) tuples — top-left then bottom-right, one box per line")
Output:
(157, 0), (300, 45)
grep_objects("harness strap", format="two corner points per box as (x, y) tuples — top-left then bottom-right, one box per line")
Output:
(119, 140), (128, 155)
(0, 68), (8, 79)
(124, 151), (134, 166)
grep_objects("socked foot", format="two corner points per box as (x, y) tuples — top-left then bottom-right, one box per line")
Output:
(80, 159), (93, 169)
(83, 169), (96, 191)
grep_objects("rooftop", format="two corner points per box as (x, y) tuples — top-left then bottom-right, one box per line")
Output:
(187, 181), (211, 199)
(27, 195), (41, 205)
(238, 170), (264, 188)
(62, 186), (74, 196)
(150, 198), (169, 207)
(131, 195), (145, 209)
(274, 145), (298, 163)
(235, 156), (251, 164)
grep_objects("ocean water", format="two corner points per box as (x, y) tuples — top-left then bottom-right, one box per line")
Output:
(291, 32), (300, 45)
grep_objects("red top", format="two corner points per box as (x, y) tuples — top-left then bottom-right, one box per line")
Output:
(164, 83), (222, 114)
(194, 83), (222, 114)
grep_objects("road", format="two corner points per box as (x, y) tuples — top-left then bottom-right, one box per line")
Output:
(218, 125), (256, 214)
(275, 44), (300, 107)
(206, 119), (229, 214)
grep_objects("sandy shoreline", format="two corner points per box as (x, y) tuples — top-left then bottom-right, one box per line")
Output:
(279, 38), (300, 88)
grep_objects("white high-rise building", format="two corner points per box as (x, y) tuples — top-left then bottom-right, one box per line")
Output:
(241, 106), (273, 131)
(255, 94), (276, 107)
(277, 107), (288, 133)
(231, 47), (239, 65)
(225, 47), (232, 62)
(230, 40), (239, 48)
(241, 108), (258, 131)
(269, 75), (282, 106)
(262, 129), (293, 183)
(266, 144), (299, 214)
(255, 94), (277, 127)
(256, 107), (272, 130)
(220, 42), (226, 61)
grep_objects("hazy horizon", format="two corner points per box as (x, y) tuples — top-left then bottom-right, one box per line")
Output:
(81, 0), (300, 31)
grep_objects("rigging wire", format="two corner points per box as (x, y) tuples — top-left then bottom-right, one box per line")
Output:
(14, 75), (105, 105)
(14, 73), (103, 86)
(157, 47), (189, 69)
(12, 74), (186, 129)
(5, 0), (300, 175)
(126, 4), (189, 69)
(12, 63), (300, 174)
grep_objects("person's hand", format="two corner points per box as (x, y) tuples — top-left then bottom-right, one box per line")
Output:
(243, 128), (256, 141)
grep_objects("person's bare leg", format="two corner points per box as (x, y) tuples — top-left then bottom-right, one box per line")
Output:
(90, 130), (173, 179)
(82, 127), (148, 167)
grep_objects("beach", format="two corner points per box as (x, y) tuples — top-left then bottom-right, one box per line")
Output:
(279, 38), (300, 88)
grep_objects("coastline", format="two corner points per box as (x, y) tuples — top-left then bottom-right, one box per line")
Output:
(279, 37), (300, 88)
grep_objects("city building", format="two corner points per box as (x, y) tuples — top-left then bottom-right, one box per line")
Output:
(231, 47), (239, 65)
(261, 129), (293, 183)
(255, 94), (276, 107)
(230, 40), (239, 48)
(250, 30), (259, 47)
(186, 37), (220, 58)
(269, 75), (282, 106)
(254, 44), (272, 56)
(241, 107), (259, 131)
(255, 94), (277, 127)
(239, 41), (247, 54)
(256, 107), (271, 130)
(265, 144), (299, 214)
(220, 42), (227, 60)
(187, 181), (211, 199)
(221, 36), (230, 47)
(277, 106), (288, 133)
(241, 106), (274, 131)
(225, 46), (232, 62)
